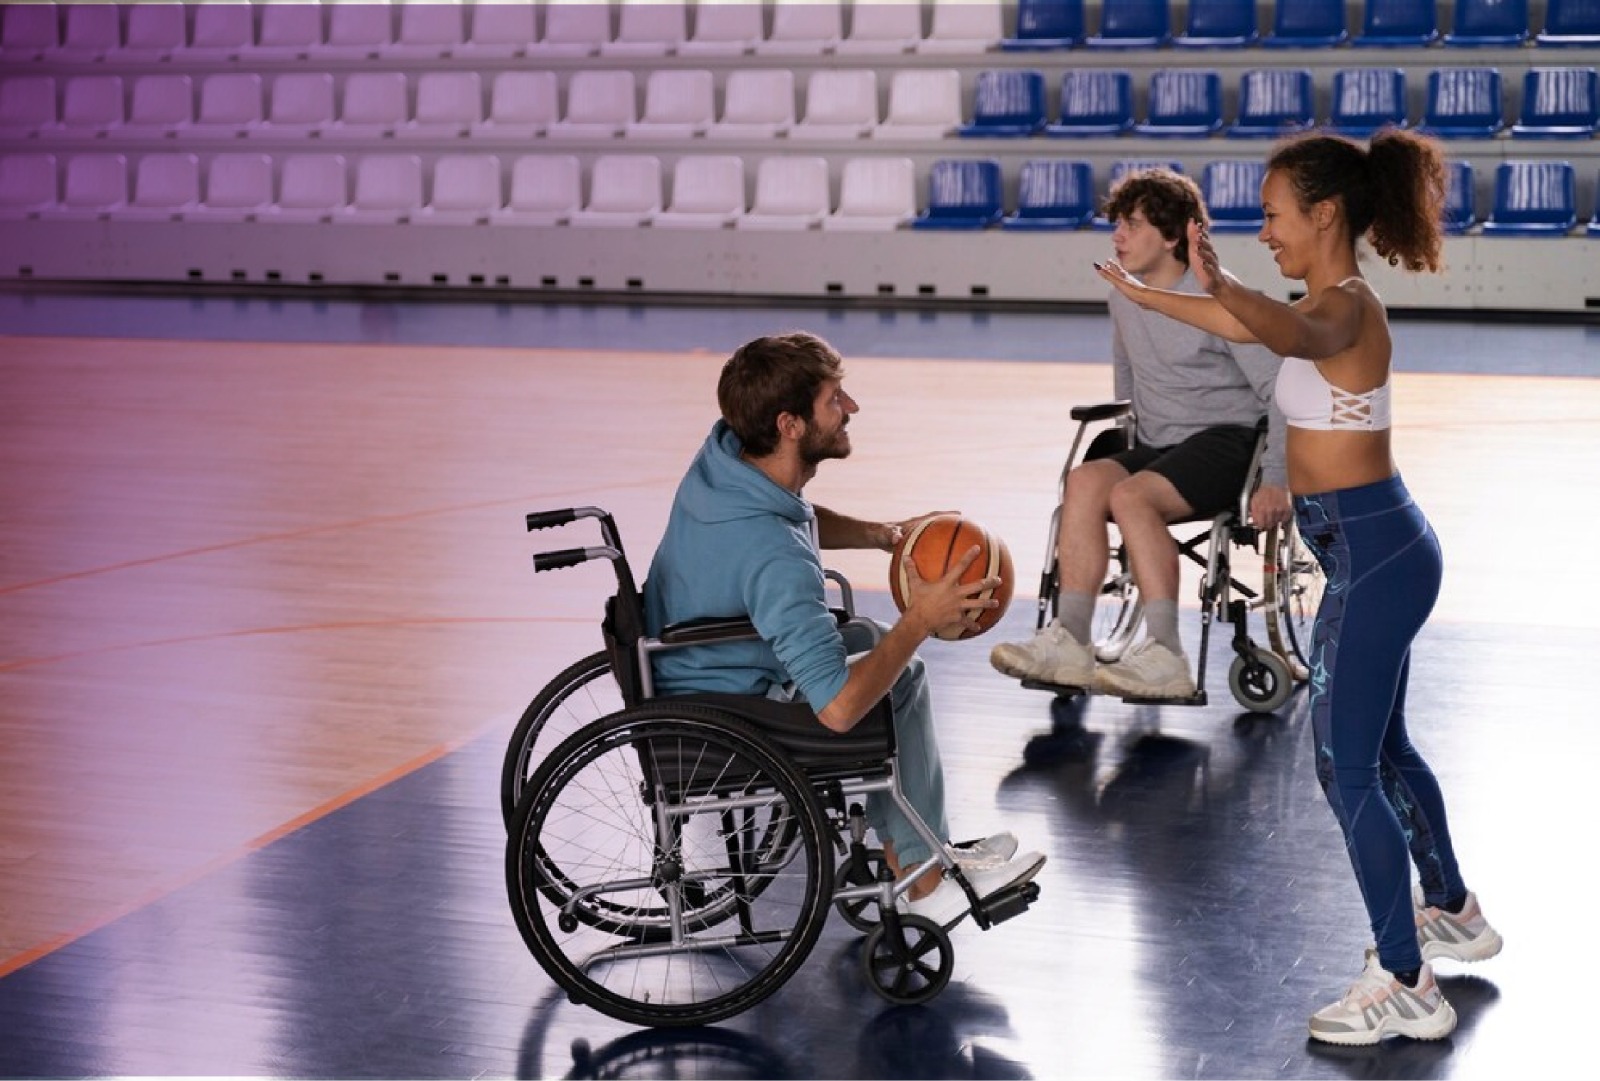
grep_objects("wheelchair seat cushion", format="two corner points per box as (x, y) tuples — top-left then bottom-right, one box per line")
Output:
(669, 693), (894, 777)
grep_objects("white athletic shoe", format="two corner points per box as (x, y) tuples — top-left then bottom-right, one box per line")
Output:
(1414, 886), (1503, 963)
(990, 623), (1096, 686)
(948, 831), (1020, 869)
(899, 850), (1047, 929)
(1092, 639), (1196, 699)
(1308, 950), (1457, 1046)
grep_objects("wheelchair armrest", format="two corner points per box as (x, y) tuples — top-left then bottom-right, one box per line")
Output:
(1069, 400), (1132, 423)
(659, 616), (761, 645)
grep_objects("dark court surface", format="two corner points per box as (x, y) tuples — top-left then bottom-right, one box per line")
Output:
(0, 590), (1580, 1080)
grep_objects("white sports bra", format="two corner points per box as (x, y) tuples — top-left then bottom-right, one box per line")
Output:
(1273, 278), (1392, 432)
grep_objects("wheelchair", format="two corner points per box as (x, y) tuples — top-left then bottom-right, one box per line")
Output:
(505, 506), (1041, 1028)
(1012, 401), (1325, 713)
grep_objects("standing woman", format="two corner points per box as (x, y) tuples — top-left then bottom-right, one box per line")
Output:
(1095, 130), (1501, 1046)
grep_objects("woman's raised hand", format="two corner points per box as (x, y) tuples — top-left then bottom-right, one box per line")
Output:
(1188, 219), (1225, 295)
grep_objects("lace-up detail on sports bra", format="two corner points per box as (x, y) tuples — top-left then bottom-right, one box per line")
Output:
(1273, 278), (1393, 432)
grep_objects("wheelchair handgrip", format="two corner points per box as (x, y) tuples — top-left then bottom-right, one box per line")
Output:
(526, 509), (578, 531)
(533, 545), (619, 572)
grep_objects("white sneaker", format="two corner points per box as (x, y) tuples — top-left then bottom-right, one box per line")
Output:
(948, 830), (1019, 869)
(1308, 949), (1457, 1046)
(1092, 639), (1196, 699)
(990, 623), (1095, 685)
(899, 850), (1046, 928)
(1414, 886), (1503, 963)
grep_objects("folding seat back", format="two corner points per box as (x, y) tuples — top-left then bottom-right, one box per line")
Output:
(1174, 0), (1259, 47)
(1537, 0), (1600, 46)
(1354, 0), (1439, 47)
(739, 155), (831, 227)
(1134, 69), (1223, 137)
(1002, 158), (1094, 229)
(912, 158), (1003, 229)
(254, 1), (323, 54)
(876, 69), (962, 139)
(918, 0), (1003, 53)
(344, 153), (424, 220)
(1002, 0), (1085, 49)
(459, 1), (537, 56)
(276, 153), (348, 218)
(264, 73), (336, 135)
(475, 71), (559, 137)
(125, 152), (201, 215)
(681, 0), (764, 54)
(839, 3), (924, 54)
(419, 153), (502, 220)
(1512, 67), (1600, 137)
(189, 1), (255, 55)
(758, 0), (843, 54)
(1483, 159), (1577, 234)
(404, 71), (482, 136)
(2, 3), (60, 56)
(824, 156), (915, 230)
(335, 72), (410, 137)
(1423, 67), (1505, 137)
(0, 153), (58, 215)
(957, 69), (1046, 136)
(1329, 67), (1408, 135)
(0, 76), (56, 136)
(654, 154), (745, 227)
(60, 2), (122, 58)
(629, 69), (715, 136)
(1046, 69), (1132, 136)
(1442, 160), (1476, 233)
(790, 69), (878, 138)
(195, 73), (265, 136)
(1087, 0), (1172, 48)
(549, 70), (636, 138)
(120, 3), (188, 57)
(570, 153), (662, 225)
(535, 0), (612, 55)
(391, 0), (465, 54)
(58, 153), (127, 213)
(198, 152), (275, 217)
(1264, 0), (1347, 47)
(1203, 159), (1266, 232)
(55, 75), (124, 136)
(604, 0), (687, 55)
(709, 68), (795, 138)
(125, 74), (194, 133)
(1227, 68), (1314, 137)
(499, 154), (582, 222)
(318, 0), (394, 55)
(1445, 0), (1530, 45)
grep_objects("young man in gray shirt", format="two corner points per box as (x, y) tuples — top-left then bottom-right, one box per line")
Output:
(992, 169), (1290, 698)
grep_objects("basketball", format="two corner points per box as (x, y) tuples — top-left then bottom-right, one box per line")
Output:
(889, 514), (1014, 641)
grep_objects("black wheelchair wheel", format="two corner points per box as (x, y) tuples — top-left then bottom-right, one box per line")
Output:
(501, 650), (621, 829)
(860, 914), (954, 1006)
(1265, 521), (1324, 681)
(508, 705), (834, 1028)
(833, 847), (889, 934)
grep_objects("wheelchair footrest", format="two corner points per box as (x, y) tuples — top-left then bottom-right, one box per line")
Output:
(971, 880), (1040, 931)
(1019, 678), (1088, 698)
(1120, 690), (1207, 707)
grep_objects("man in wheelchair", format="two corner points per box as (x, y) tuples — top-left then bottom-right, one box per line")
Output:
(991, 167), (1291, 700)
(644, 331), (1046, 928)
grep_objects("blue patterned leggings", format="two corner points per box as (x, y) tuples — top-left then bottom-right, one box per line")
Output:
(1295, 475), (1467, 974)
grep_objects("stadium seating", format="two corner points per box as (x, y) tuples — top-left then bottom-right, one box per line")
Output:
(911, 158), (1004, 229)
(191, 152), (276, 222)
(1262, 0), (1348, 47)
(472, 72), (559, 142)
(707, 69), (796, 139)
(415, 154), (503, 225)
(1352, 0), (1439, 47)
(1000, 0), (1085, 50)
(823, 156), (917, 231)
(1510, 67), (1600, 138)
(790, 70), (879, 140)
(1086, 0), (1173, 49)
(1134, 70), (1223, 137)
(1202, 159), (1266, 232)
(1000, 158), (1095, 229)
(1226, 69), (1315, 138)
(627, 69), (716, 138)
(737, 156), (831, 230)
(1537, 0), (1600, 46)
(1174, 0), (1259, 48)
(837, 3), (925, 54)
(0, 76), (56, 139)
(1045, 70), (1134, 137)
(1420, 67), (1506, 138)
(918, 0), (1004, 53)
(875, 70), (963, 140)
(269, 154), (349, 224)
(1445, 0), (1531, 46)
(1442, 160), (1476, 234)
(338, 154), (425, 224)
(117, 152), (202, 221)
(1328, 67), (1409, 135)
(603, 0), (688, 56)
(957, 69), (1047, 137)
(0, 153), (58, 217)
(493, 154), (582, 226)
(569, 154), (663, 228)
(1482, 160), (1577, 235)
(654, 154), (746, 229)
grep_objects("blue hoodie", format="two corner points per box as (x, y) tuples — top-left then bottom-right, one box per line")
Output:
(643, 420), (850, 711)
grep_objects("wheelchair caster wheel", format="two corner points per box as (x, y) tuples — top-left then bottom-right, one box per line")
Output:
(834, 848), (888, 934)
(1229, 649), (1293, 713)
(558, 912), (578, 934)
(861, 914), (953, 1005)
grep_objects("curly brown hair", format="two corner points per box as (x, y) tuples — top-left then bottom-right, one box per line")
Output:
(1267, 129), (1447, 273)
(717, 333), (844, 457)
(1100, 168), (1210, 265)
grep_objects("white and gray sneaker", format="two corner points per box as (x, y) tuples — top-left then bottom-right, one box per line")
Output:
(948, 831), (1020, 869)
(990, 623), (1096, 686)
(1308, 949), (1457, 1046)
(1414, 886), (1503, 963)
(1092, 639), (1196, 699)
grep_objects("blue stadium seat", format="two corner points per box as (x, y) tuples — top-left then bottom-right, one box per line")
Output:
(1353, 0), (1440, 46)
(1133, 70), (1223, 137)
(1442, 161), (1476, 234)
(1482, 160), (1577, 235)
(1510, 67), (1600, 138)
(1420, 68), (1505, 138)
(1203, 160), (1267, 232)
(1444, 0), (1531, 46)
(1045, 70), (1133, 137)
(1174, 0), (1259, 48)
(957, 70), (1048, 137)
(1085, 0), (1172, 49)
(1091, 159), (1184, 229)
(1537, 0), (1600, 47)
(1000, 0), (1086, 50)
(1263, 0), (1349, 47)
(1328, 68), (1409, 135)
(1227, 68), (1315, 138)
(1000, 159), (1095, 230)
(912, 159), (1004, 230)
(1590, 170), (1600, 236)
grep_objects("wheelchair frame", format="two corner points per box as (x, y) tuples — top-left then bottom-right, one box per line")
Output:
(506, 506), (1040, 1027)
(1021, 401), (1322, 713)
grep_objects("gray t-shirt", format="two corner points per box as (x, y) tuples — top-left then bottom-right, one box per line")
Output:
(1109, 270), (1287, 488)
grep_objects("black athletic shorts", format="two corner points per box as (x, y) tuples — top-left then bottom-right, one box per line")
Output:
(1104, 424), (1259, 518)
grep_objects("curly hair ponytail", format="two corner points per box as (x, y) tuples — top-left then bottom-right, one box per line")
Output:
(1267, 129), (1447, 274)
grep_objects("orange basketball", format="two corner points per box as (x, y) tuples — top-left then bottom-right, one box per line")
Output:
(889, 514), (1014, 641)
